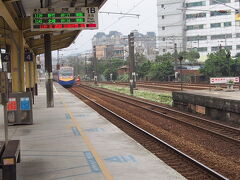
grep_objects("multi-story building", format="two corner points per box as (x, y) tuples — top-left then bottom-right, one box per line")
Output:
(92, 31), (128, 60)
(157, 0), (186, 54)
(157, 0), (240, 58)
(92, 30), (157, 61)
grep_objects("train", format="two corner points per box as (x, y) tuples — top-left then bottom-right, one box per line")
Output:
(53, 66), (75, 87)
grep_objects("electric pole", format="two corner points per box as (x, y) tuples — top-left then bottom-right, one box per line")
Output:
(85, 55), (87, 79)
(226, 51), (231, 76)
(128, 32), (135, 95)
(174, 43), (178, 72)
(93, 45), (97, 85)
(178, 56), (183, 91)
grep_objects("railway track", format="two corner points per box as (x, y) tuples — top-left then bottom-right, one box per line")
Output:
(99, 81), (210, 91)
(99, 81), (239, 91)
(70, 86), (230, 180)
(79, 85), (240, 143)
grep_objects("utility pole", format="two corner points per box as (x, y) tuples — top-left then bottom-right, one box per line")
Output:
(226, 51), (231, 76)
(174, 43), (178, 72)
(178, 56), (183, 91)
(128, 32), (135, 95)
(93, 45), (97, 85)
(85, 55), (87, 79)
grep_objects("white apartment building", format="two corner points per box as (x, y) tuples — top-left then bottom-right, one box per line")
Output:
(158, 0), (240, 58)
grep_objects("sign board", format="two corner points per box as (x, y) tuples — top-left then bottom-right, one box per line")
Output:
(20, 97), (31, 110)
(31, 7), (98, 31)
(25, 52), (33, 62)
(1, 53), (10, 62)
(210, 77), (239, 84)
(7, 98), (17, 111)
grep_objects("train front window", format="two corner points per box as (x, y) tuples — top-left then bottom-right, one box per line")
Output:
(61, 72), (72, 76)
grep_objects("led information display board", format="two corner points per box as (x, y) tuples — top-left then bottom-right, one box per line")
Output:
(31, 7), (98, 31)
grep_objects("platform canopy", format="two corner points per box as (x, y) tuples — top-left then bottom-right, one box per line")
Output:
(0, 0), (107, 55)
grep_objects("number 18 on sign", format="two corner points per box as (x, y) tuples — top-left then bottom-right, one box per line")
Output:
(31, 7), (98, 31)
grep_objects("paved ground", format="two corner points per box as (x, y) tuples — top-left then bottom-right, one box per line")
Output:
(0, 82), (185, 180)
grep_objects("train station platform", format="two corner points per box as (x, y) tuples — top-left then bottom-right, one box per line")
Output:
(0, 82), (185, 180)
(173, 89), (240, 124)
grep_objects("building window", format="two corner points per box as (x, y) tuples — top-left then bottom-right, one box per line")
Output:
(161, 4), (164, 8)
(237, 45), (240, 49)
(224, 22), (232, 27)
(162, 37), (165, 41)
(186, 13), (206, 19)
(162, 26), (165, 30)
(186, 1), (206, 7)
(225, 46), (232, 50)
(211, 46), (219, 52)
(186, 24), (204, 30)
(211, 23), (221, 28)
(163, 49), (166, 52)
(211, 34), (232, 40)
(187, 35), (207, 41)
(210, 0), (230, 5)
(211, 46), (232, 52)
(162, 15), (164, 19)
(210, 11), (231, 16)
(197, 47), (208, 52)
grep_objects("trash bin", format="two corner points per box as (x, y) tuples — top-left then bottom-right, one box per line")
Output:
(6, 92), (33, 125)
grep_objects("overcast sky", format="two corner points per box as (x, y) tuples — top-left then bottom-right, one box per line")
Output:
(55, 0), (158, 57)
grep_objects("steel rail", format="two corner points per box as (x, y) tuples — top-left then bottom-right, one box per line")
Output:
(99, 81), (208, 91)
(78, 85), (240, 144)
(70, 88), (229, 180)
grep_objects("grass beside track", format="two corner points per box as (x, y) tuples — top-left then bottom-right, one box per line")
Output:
(96, 84), (173, 106)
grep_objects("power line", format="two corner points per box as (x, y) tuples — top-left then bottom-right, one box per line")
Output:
(179, 8), (234, 12)
(212, 0), (238, 10)
(76, 0), (147, 52)
(99, 11), (140, 17)
(102, 0), (145, 31)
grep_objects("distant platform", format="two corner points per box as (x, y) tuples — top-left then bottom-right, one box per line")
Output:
(172, 90), (240, 124)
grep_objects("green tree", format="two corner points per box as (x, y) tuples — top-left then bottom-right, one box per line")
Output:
(135, 53), (148, 65)
(178, 51), (188, 60)
(66, 56), (85, 77)
(97, 58), (125, 80)
(148, 60), (174, 81)
(231, 58), (240, 77)
(156, 53), (175, 62)
(186, 50), (200, 64)
(200, 49), (236, 78)
(138, 61), (151, 79)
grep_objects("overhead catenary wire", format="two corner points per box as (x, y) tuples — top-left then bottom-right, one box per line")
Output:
(212, 0), (238, 11)
(71, 0), (147, 54)
(101, 0), (145, 31)
(99, 11), (140, 17)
